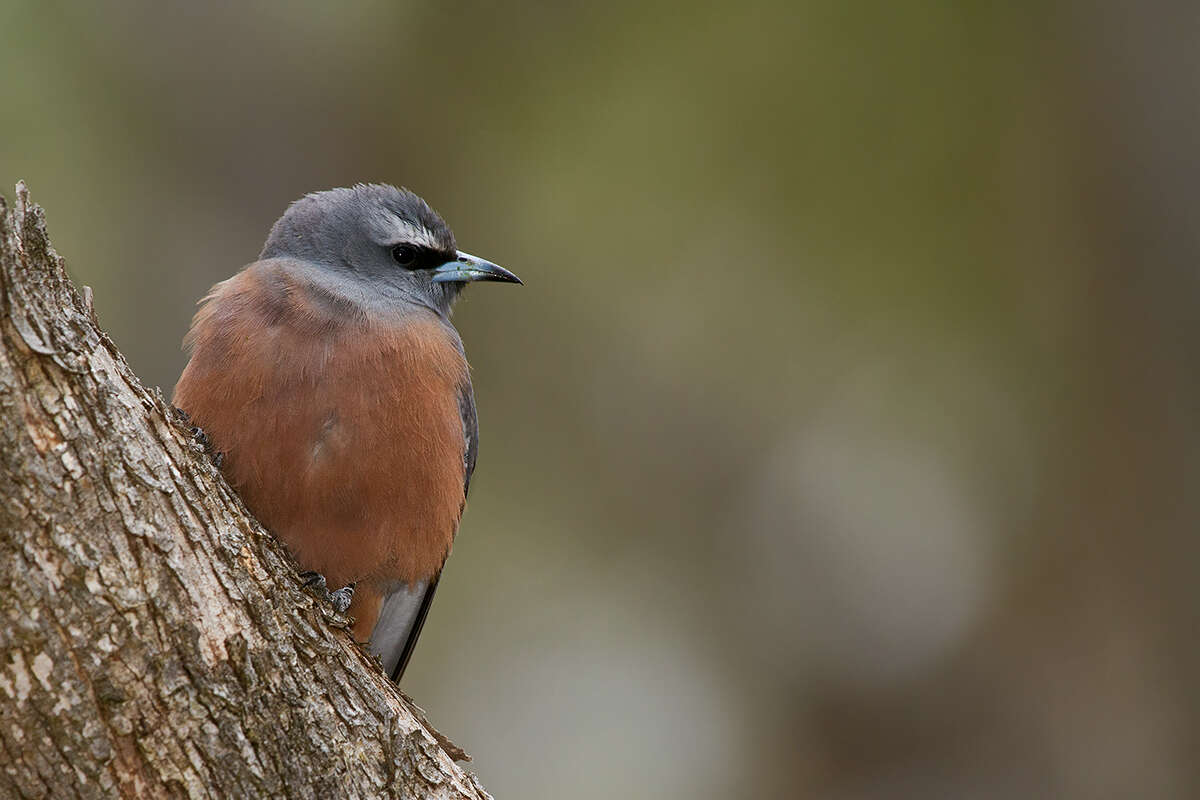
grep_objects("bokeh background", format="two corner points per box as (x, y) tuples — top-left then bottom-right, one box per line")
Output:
(4, 1), (1199, 797)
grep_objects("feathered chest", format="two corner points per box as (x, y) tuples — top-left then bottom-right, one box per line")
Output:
(174, 262), (471, 585)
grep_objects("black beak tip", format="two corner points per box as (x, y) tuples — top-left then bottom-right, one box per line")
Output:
(485, 265), (523, 285)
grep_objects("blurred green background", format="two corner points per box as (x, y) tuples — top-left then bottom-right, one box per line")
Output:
(4, 1), (1200, 797)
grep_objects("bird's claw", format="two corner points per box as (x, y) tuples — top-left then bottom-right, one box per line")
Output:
(300, 571), (355, 614)
(172, 406), (225, 467)
(329, 584), (355, 614)
(189, 424), (211, 450)
(300, 571), (328, 591)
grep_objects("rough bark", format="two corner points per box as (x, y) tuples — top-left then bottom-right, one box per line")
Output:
(0, 184), (491, 800)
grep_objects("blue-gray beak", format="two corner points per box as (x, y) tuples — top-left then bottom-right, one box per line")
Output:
(432, 251), (522, 284)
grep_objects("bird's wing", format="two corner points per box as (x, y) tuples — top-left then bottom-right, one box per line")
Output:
(459, 380), (479, 498)
(371, 381), (479, 682)
(371, 578), (434, 680)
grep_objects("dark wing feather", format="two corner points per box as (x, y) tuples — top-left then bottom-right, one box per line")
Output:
(459, 381), (479, 498)
(375, 381), (479, 682)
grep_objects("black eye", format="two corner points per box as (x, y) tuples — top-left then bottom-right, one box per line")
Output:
(391, 244), (418, 268)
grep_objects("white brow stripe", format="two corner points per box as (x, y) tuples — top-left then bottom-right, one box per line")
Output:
(392, 219), (442, 250)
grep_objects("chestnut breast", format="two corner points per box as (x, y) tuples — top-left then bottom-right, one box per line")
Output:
(173, 259), (469, 586)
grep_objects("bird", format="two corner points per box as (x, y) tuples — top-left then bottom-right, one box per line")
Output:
(172, 183), (520, 681)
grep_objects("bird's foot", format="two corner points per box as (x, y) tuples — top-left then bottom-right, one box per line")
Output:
(172, 406), (225, 468)
(300, 571), (355, 614)
(329, 584), (356, 614)
(189, 426), (226, 468)
(300, 571), (327, 591)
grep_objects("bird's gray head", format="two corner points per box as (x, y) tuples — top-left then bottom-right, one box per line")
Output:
(260, 183), (520, 317)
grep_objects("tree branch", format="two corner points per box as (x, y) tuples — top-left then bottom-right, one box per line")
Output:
(0, 183), (491, 799)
